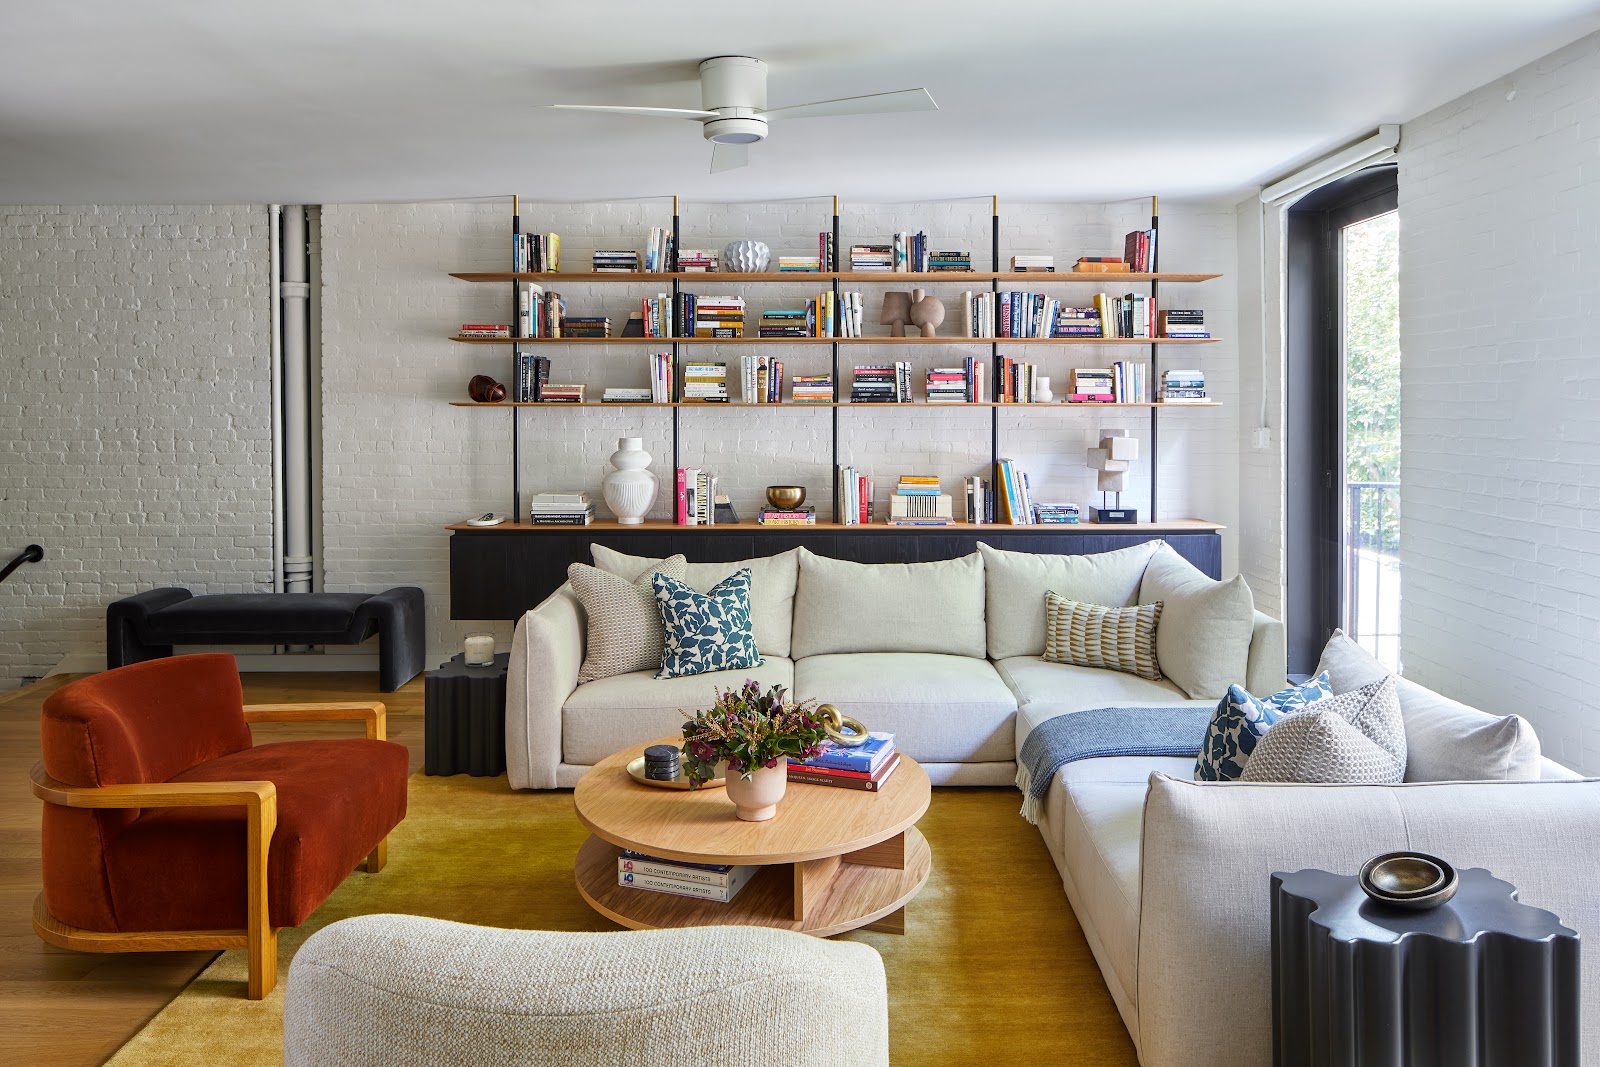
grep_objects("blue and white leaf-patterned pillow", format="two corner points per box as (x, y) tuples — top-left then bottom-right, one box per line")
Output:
(1195, 673), (1332, 781)
(653, 568), (764, 679)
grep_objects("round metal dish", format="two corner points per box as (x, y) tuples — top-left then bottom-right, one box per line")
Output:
(1359, 851), (1460, 910)
(625, 756), (725, 791)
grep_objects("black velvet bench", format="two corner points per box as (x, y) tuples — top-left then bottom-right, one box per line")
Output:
(107, 587), (426, 692)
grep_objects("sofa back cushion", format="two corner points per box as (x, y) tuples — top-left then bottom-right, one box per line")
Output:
(977, 541), (1158, 660)
(1315, 629), (1543, 781)
(1138, 543), (1255, 700)
(791, 548), (986, 659)
(591, 545), (799, 658)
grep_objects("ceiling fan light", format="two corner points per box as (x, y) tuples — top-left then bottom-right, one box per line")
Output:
(702, 116), (767, 145)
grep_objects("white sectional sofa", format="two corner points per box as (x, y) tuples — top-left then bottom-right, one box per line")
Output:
(505, 540), (1600, 1067)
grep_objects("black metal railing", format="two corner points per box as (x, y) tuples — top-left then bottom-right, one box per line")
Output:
(1345, 482), (1399, 662)
(0, 544), (43, 586)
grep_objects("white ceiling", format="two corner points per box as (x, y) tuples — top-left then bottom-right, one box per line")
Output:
(1, 0), (1597, 205)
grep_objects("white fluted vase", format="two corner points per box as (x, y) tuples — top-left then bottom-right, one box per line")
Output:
(602, 438), (657, 524)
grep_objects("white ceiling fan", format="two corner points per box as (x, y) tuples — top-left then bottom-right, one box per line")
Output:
(546, 56), (938, 173)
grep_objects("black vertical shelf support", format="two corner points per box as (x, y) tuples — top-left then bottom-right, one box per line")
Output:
(831, 196), (841, 522)
(671, 196), (682, 474)
(510, 195), (523, 520)
(1149, 194), (1160, 522)
(990, 196), (1001, 519)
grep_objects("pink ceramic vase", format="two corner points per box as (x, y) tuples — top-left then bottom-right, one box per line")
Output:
(725, 759), (788, 821)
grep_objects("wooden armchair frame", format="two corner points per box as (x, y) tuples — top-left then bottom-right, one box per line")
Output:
(31, 700), (388, 1000)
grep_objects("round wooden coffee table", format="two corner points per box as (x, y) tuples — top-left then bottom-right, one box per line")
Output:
(573, 738), (932, 937)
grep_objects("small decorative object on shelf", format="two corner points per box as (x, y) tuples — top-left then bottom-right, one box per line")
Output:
(766, 485), (806, 510)
(680, 680), (829, 821)
(602, 437), (657, 525)
(1359, 851), (1460, 910)
(467, 374), (506, 403)
(1088, 430), (1139, 523)
(879, 291), (913, 337)
(462, 632), (496, 666)
(721, 239), (770, 273)
(908, 288), (944, 337)
(1035, 376), (1054, 403)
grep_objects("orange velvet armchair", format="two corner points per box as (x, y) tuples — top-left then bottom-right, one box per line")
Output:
(32, 653), (409, 999)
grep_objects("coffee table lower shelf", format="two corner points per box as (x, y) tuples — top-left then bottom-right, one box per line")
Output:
(574, 828), (932, 938)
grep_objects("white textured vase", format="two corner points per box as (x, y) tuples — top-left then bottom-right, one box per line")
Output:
(1036, 376), (1054, 403)
(602, 437), (657, 525)
(725, 759), (788, 821)
(722, 240), (770, 273)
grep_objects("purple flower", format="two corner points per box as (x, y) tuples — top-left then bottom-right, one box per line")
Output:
(763, 757), (778, 769)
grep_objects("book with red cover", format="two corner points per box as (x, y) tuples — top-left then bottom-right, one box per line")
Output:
(787, 753), (902, 791)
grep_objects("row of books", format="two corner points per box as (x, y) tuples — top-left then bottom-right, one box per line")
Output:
(617, 850), (755, 904)
(1123, 228), (1158, 272)
(756, 291), (865, 338)
(637, 294), (747, 338)
(926, 358), (985, 404)
(642, 227), (673, 273)
(835, 465), (874, 525)
(849, 363), (914, 403)
(848, 234), (968, 273)
(528, 491), (593, 525)
(738, 355), (785, 404)
(675, 468), (719, 525)
(788, 733), (901, 790)
(1160, 369), (1208, 404)
(996, 356), (1043, 403)
(512, 232), (559, 273)
(519, 282), (563, 337)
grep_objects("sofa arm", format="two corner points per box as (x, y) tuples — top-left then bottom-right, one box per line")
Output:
(1135, 774), (1600, 1067)
(504, 584), (584, 790)
(1244, 610), (1286, 696)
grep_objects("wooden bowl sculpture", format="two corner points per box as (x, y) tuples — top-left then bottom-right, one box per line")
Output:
(468, 374), (506, 404)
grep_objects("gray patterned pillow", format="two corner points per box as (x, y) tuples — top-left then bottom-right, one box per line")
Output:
(1043, 593), (1163, 681)
(568, 555), (688, 682)
(1241, 675), (1405, 783)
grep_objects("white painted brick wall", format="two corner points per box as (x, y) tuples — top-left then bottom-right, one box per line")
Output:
(320, 198), (1241, 661)
(1398, 29), (1600, 773)
(1233, 198), (1287, 619)
(0, 204), (273, 687)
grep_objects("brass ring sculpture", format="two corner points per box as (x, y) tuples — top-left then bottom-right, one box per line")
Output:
(816, 703), (870, 746)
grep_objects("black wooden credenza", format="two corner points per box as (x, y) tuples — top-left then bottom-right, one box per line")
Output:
(448, 520), (1223, 621)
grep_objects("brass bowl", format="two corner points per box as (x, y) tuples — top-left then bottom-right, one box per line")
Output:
(766, 485), (806, 510)
(1359, 851), (1459, 910)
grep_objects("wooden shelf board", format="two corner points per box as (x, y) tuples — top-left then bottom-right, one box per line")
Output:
(447, 518), (1225, 533)
(451, 271), (1221, 284)
(450, 335), (1219, 345)
(448, 400), (1221, 410)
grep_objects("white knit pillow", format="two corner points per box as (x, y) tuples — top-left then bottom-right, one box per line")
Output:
(568, 555), (687, 682)
(1241, 676), (1405, 783)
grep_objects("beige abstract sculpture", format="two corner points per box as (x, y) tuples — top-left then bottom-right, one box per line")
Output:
(908, 289), (945, 337)
(1087, 430), (1139, 521)
(878, 291), (913, 337)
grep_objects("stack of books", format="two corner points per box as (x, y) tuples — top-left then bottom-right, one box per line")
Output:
(1111, 360), (1148, 403)
(889, 476), (954, 525)
(996, 356), (1042, 403)
(929, 251), (972, 272)
(538, 383), (586, 403)
(925, 358), (984, 403)
(1073, 256), (1128, 274)
(849, 244), (893, 272)
(1033, 502), (1081, 524)
(647, 352), (674, 402)
(1010, 255), (1055, 272)
(994, 459), (1036, 525)
(1158, 310), (1209, 339)
(592, 250), (638, 273)
(791, 374), (834, 403)
(602, 386), (652, 403)
(758, 309), (808, 338)
(642, 227), (674, 272)
(777, 256), (821, 272)
(561, 316), (610, 338)
(675, 468), (719, 525)
(513, 353), (550, 402)
(519, 285), (565, 337)
(1123, 228), (1158, 272)
(835, 465), (873, 525)
(617, 851), (756, 903)
(1161, 369), (1208, 404)
(1068, 368), (1116, 403)
(460, 323), (511, 338)
(693, 296), (744, 338)
(512, 232), (559, 272)
(677, 249), (718, 272)
(850, 363), (911, 403)
(758, 505), (816, 526)
(788, 733), (901, 791)
(817, 232), (837, 271)
(1055, 307), (1102, 337)
(529, 492), (593, 525)
(964, 476), (991, 524)
(681, 362), (728, 403)
(739, 355), (785, 403)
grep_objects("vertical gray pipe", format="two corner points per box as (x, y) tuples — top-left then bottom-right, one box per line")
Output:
(306, 206), (323, 592)
(269, 205), (285, 595)
(280, 206), (313, 595)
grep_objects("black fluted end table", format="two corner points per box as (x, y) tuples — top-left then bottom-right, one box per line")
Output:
(424, 653), (509, 776)
(1271, 867), (1579, 1067)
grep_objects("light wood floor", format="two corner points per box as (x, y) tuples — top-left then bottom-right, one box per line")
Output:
(0, 671), (428, 1067)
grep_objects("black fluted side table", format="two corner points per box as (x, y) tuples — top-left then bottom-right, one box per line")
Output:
(1271, 867), (1579, 1067)
(424, 653), (509, 776)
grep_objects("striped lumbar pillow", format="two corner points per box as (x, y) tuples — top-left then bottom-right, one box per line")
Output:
(1043, 592), (1163, 681)
(568, 555), (688, 682)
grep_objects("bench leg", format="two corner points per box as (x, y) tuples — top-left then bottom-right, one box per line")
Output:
(365, 838), (388, 874)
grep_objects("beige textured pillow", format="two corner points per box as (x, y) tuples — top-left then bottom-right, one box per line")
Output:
(1241, 676), (1405, 783)
(1138, 542), (1255, 699)
(1043, 593), (1163, 681)
(790, 548), (986, 659)
(977, 541), (1159, 660)
(567, 555), (687, 682)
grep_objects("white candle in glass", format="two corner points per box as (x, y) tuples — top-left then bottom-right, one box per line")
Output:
(463, 632), (495, 666)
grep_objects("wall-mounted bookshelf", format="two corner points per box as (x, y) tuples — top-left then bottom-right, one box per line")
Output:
(450, 195), (1224, 524)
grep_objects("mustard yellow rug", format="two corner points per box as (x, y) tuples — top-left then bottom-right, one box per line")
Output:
(105, 774), (1137, 1066)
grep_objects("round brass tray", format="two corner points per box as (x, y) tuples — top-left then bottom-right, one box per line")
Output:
(625, 756), (725, 791)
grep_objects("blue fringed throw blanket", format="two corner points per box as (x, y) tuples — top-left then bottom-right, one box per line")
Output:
(1016, 706), (1214, 824)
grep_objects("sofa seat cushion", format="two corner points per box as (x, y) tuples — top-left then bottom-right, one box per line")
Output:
(1042, 754), (1193, 1009)
(562, 658), (795, 766)
(792, 653), (1016, 764)
(103, 739), (409, 932)
(1004, 657), (1211, 761)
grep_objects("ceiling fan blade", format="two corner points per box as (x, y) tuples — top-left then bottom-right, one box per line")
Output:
(710, 142), (750, 174)
(761, 88), (937, 121)
(545, 104), (717, 120)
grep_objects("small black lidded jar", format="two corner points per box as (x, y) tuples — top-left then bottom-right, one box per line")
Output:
(643, 744), (683, 782)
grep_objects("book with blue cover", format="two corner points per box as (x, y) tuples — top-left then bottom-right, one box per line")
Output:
(797, 733), (895, 773)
